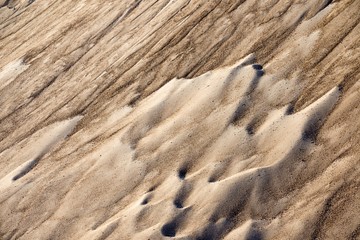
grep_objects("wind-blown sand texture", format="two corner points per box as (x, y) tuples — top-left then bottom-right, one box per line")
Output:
(0, 0), (359, 239)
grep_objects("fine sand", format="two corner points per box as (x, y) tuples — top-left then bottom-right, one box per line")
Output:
(0, 0), (359, 239)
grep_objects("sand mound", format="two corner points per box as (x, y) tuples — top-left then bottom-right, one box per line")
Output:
(0, 0), (359, 239)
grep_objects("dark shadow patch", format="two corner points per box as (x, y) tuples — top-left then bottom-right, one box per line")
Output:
(196, 219), (231, 240)
(161, 222), (177, 237)
(141, 197), (149, 205)
(12, 158), (39, 181)
(196, 233), (214, 240)
(246, 229), (263, 240)
(246, 114), (268, 135)
(91, 219), (105, 231)
(161, 208), (190, 237)
(128, 95), (141, 107)
(148, 185), (157, 192)
(178, 164), (189, 180)
(0, 0), (10, 9)
(246, 71), (263, 95)
(256, 70), (264, 77)
(298, 11), (307, 23)
(178, 168), (187, 180)
(173, 199), (183, 208)
(208, 177), (216, 183)
(337, 83), (344, 92)
(319, 0), (332, 12)
(302, 128), (316, 143)
(286, 103), (295, 115)
(173, 181), (192, 210)
(302, 118), (323, 143)
(252, 64), (263, 70)
(207, 160), (232, 183)
(27, 0), (35, 6)
(246, 125), (254, 135)
(229, 100), (248, 124)
(196, 225), (216, 240)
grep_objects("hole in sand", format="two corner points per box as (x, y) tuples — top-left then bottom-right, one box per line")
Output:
(161, 222), (177, 237)
(208, 177), (216, 183)
(286, 104), (295, 115)
(128, 95), (140, 107)
(252, 64), (263, 70)
(255, 69), (264, 77)
(337, 83), (344, 92)
(246, 125), (254, 135)
(173, 199), (183, 208)
(148, 185), (156, 192)
(178, 167), (187, 180)
(141, 198), (149, 205)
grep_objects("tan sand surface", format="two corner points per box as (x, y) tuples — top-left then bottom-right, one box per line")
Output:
(0, 0), (359, 239)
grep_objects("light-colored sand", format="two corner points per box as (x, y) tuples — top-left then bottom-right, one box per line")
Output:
(0, 0), (359, 239)
(0, 59), (29, 92)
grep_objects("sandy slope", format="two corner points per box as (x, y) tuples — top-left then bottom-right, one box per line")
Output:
(0, 0), (359, 239)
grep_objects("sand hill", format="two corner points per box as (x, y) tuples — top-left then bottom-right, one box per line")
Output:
(0, 0), (359, 239)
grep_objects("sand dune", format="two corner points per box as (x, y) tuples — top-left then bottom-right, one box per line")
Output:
(0, 0), (359, 239)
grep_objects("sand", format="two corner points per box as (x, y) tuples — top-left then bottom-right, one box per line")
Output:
(0, 0), (359, 239)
